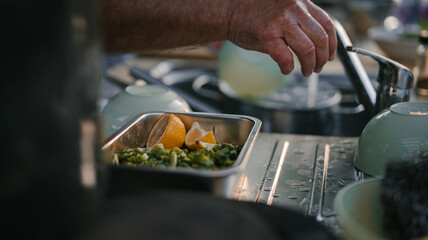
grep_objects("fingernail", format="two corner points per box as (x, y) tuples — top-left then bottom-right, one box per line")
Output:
(282, 63), (294, 75)
(287, 63), (294, 72)
(314, 66), (323, 73)
(304, 68), (314, 77)
(329, 53), (335, 61)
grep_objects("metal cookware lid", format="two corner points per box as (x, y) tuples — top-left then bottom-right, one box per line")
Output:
(219, 74), (342, 111)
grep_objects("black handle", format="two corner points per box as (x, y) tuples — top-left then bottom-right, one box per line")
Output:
(130, 66), (221, 113)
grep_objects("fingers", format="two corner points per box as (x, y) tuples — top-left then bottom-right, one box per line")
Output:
(265, 38), (294, 74)
(297, 18), (329, 73)
(277, 1), (336, 76)
(282, 22), (316, 76)
(305, 1), (337, 61)
(226, 0), (337, 77)
(284, 1), (330, 75)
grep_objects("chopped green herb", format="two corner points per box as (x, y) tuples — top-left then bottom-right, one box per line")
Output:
(113, 143), (242, 170)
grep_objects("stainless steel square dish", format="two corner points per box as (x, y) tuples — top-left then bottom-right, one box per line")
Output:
(102, 111), (262, 197)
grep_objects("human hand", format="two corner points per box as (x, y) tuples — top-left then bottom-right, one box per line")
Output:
(227, 0), (337, 76)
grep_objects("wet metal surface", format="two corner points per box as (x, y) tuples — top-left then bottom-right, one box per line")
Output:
(227, 132), (359, 235)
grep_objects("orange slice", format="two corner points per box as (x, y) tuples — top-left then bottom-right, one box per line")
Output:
(146, 113), (186, 149)
(185, 121), (216, 150)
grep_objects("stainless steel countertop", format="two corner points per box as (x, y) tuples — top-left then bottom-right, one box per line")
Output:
(226, 132), (359, 235)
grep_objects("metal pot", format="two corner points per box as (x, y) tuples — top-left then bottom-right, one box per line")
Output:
(193, 73), (367, 136)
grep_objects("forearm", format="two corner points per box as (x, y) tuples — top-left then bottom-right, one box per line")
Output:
(100, 0), (231, 53)
(100, 0), (337, 77)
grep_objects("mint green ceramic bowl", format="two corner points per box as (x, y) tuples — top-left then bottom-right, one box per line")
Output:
(334, 179), (387, 240)
(102, 84), (191, 137)
(354, 102), (428, 177)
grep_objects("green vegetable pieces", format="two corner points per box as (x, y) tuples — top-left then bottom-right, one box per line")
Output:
(113, 143), (242, 170)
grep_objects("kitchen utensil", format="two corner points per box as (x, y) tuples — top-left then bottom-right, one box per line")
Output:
(354, 102), (428, 177)
(101, 84), (191, 137)
(193, 73), (366, 135)
(102, 111), (261, 197)
(221, 74), (343, 134)
(334, 179), (386, 240)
